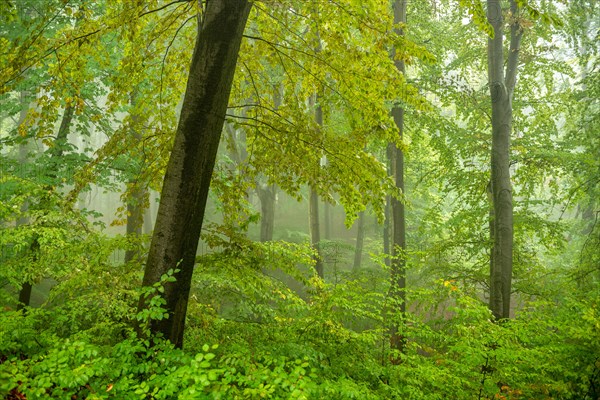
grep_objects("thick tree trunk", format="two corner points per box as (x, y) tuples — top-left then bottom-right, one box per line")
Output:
(353, 211), (366, 272)
(389, 0), (407, 357)
(487, 0), (522, 320)
(138, 0), (251, 348)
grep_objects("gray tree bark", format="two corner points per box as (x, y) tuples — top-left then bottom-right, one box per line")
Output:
(48, 104), (74, 159)
(255, 85), (282, 242)
(323, 200), (332, 240)
(309, 185), (324, 278)
(384, 146), (393, 267)
(309, 94), (325, 279)
(257, 183), (275, 242)
(353, 211), (366, 272)
(487, 0), (522, 320)
(138, 0), (252, 348)
(322, 156), (332, 240)
(389, 0), (407, 358)
(125, 91), (145, 264)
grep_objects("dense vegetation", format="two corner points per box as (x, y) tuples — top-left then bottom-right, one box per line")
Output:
(1, 0), (598, 399)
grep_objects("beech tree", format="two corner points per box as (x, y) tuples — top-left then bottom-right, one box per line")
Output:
(389, 0), (408, 356)
(138, 0), (252, 347)
(486, 0), (522, 320)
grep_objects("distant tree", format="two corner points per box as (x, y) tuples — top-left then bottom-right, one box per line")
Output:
(352, 211), (366, 272)
(124, 90), (146, 264)
(309, 94), (324, 279)
(486, 0), (523, 320)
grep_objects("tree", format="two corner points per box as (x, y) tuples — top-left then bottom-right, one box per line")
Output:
(137, 0), (252, 348)
(389, 0), (408, 356)
(124, 90), (146, 264)
(352, 210), (366, 272)
(309, 95), (324, 279)
(487, 0), (522, 320)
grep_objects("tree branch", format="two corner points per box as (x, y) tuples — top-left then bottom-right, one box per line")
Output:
(505, 0), (523, 98)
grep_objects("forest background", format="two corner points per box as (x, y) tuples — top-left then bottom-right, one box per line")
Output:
(0, 0), (598, 399)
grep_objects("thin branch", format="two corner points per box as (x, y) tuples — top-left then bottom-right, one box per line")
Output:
(159, 14), (196, 126)
(138, 0), (193, 18)
(505, 0), (524, 97)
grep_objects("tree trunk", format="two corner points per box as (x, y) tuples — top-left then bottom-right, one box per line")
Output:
(384, 146), (393, 267)
(138, 0), (252, 348)
(125, 183), (145, 263)
(309, 91), (325, 279)
(17, 282), (32, 311)
(323, 201), (332, 240)
(309, 185), (324, 278)
(353, 211), (366, 272)
(389, 0), (407, 358)
(257, 183), (275, 242)
(254, 85), (280, 242)
(17, 95), (75, 308)
(125, 91), (145, 264)
(322, 156), (332, 240)
(143, 202), (154, 235)
(48, 104), (74, 159)
(487, 0), (522, 320)
(487, 180), (495, 306)
(16, 90), (32, 309)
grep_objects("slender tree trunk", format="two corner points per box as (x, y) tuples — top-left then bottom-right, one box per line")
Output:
(389, 0), (407, 358)
(18, 97), (75, 308)
(17, 283), (32, 310)
(257, 184), (275, 242)
(255, 85), (281, 242)
(308, 13), (325, 279)
(16, 90), (32, 310)
(125, 183), (145, 263)
(125, 91), (145, 264)
(143, 202), (154, 234)
(309, 92), (325, 278)
(309, 185), (324, 278)
(323, 201), (332, 240)
(48, 103), (74, 158)
(384, 146), (393, 267)
(487, 180), (495, 305)
(138, 0), (252, 348)
(322, 156), (332, 240)
(353, 211), (366, 272)
(578, 35), (595, 237)
(487, 0), (522, 320)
